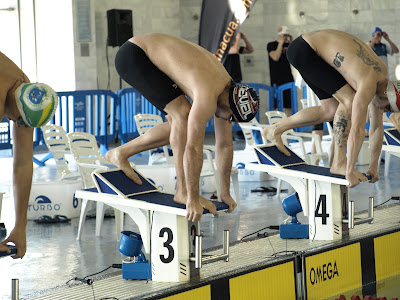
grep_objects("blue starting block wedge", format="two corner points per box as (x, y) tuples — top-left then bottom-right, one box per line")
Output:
(255, 145), (306, 167)
(92, 169), (159, 197)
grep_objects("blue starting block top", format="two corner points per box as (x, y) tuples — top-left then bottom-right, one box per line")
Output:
(93, 169), (158, 197)
(90, 169), (228, 214)
(253, 145), (348, 181)
(384, 128), (400, 146)
(252, 145), (373, 184)
(255, 145), (306, 167)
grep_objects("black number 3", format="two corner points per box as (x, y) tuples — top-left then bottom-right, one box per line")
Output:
(159, 227), (174, 263)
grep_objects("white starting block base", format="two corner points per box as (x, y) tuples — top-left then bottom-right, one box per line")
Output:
(151, 212), (199, 282)
(246, 145), (354, 241)
(75, 168), (228, 282)
(28, 179), (83, 220)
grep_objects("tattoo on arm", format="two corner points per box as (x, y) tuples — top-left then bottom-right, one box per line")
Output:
(333, 52), (344, 67)
(353, 39), (382, 72)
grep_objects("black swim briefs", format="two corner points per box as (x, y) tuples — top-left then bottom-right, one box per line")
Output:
(286, 36), (347, 100)
(115, 41), (183, 114)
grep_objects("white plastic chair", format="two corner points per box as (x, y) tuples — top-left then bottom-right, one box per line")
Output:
(134, 114), (240, 206)
(237, 118), (267, 151)
(41, 125), (79, 180)
(300, 99), (333, 145)
(67, 132), (124, 241)
(134, 114), (173, 165)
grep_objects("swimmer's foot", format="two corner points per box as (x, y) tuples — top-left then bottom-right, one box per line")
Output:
(330, 164), (346, 176)
(174, 193), (217, 215)
(105, 149), (142, 185)
(261, 125), (291, 156)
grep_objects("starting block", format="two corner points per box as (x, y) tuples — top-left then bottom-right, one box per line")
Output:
(246, 145), (374, 241)
(74, 168), (230, 282)
(382, 128), (400, 177)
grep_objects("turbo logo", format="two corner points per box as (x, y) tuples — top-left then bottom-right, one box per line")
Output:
(28, 195), (61, 212)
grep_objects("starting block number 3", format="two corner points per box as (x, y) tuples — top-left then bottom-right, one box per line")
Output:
(151, 212), (198, 282)
(159, 227), (174, 263)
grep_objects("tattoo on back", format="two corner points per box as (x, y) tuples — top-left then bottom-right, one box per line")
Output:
(333, 52), (344, 67)
(353, 39), (382, 72)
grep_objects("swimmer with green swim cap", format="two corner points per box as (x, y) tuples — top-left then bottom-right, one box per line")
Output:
(15, 83), (58, 127)
(0, 50), (58, 259)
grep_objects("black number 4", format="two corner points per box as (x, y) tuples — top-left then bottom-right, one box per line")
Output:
(159, 227), (174, 263)
(315, 195), (329, 225)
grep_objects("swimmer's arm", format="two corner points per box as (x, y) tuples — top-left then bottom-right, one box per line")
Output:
(368, 102), (384, 172)
(346, 86), (375, 176)
(8, 123), (34, 258)
(185, 99), (216, 201)
(214, 116), (234, 198)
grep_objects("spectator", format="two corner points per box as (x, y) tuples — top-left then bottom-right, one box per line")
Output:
(267, 26), (294, 116)
(369, 27), (399, 73)
(223, 32), (254, 83)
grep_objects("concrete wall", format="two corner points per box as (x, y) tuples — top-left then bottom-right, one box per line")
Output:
(72, 0), (400, 91)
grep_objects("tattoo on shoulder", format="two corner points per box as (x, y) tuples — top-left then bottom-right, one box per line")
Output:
(333, 52), (344, 67)
(353, 39), (382, 72)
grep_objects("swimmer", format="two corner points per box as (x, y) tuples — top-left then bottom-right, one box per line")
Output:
(0, 51), (58, 258)
(261, 29), (399, 188)
(105, 33), (260, 222)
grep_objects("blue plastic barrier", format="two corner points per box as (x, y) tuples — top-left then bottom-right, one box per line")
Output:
(0, 118), (12, 151)
(116, 88), (164, 145)
(31, 89), (119, 167)
(54, 90), (118, 155)
(1, 82), (304, 164)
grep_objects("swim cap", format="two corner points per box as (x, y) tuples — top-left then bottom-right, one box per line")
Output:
(229, 85), (259, 122)
(15, 83), (58, 127)
(386, 81), (400, 112)
(278, 25), (290, 35)
(372, 27), (382, 36)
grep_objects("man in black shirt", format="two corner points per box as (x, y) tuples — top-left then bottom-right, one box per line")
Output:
(267, 26), (294, 116)
(224, 32), (253, 83)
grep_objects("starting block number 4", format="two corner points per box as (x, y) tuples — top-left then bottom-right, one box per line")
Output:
(308, 181), (347, 241)
(315, 195), (330, 225)
(151, 211), (199, 282)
